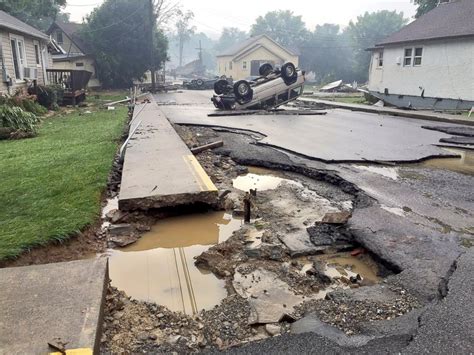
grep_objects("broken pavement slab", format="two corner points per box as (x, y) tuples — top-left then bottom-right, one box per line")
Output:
(119, 99), (218, 210)
(233, 267), (307, 324)
(0, 258), (108, 354)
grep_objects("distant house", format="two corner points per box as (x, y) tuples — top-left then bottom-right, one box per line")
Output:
(0, 10), (52, 94)
(367, 0), (474, 110)
(47, 21), (100, 88)
(216, 35), (299, 80)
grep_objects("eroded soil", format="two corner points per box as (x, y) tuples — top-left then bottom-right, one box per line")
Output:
(100, 125), (421, 352)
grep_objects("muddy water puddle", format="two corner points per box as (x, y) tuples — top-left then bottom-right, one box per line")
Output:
(107, 211), (242, 315)
(298, 252), (382, 299)
(418, 148), (474, 175)
(233, 166), (301, 191)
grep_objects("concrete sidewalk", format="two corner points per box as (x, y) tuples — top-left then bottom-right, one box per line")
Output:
(0, 258), (108, 354)
(298, 97), (474, 126)
(119, 99), (218, 210)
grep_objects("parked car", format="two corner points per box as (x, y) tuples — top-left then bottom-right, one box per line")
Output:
(211, 62), (305, 110)
(184, 76), (232, 90)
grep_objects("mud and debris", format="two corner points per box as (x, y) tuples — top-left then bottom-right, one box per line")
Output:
(99, 124), (429, 352)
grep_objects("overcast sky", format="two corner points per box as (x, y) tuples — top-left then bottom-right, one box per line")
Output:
(66, 0), (416, 38)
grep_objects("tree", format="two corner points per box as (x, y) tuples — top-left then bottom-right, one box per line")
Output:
(82, 0), (168, 88)
(215, 27), (247, 53)
(412, 0), (438, 18)
(345, 10), (408, 82)
(175, 10), (195, 67)
(0, 0), (67, 31)
(250, 10), (309, 47)
(300, 24), (353, 84)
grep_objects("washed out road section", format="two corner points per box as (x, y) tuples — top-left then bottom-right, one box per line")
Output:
(119, 99), (218, 210)
(157, 91), (462, 163)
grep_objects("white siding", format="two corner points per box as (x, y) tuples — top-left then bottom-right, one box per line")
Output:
(0, 29), (50, 93)
(216, 36), (299, 80)
(368, 37), (474, 101)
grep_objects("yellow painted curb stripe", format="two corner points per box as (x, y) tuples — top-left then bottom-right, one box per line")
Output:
(50, 348), (93, 355)
(183, 155), (217, 192)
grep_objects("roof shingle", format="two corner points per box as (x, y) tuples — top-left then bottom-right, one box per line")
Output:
(0, 10), (49, 40)
(377, 0), (474, 46)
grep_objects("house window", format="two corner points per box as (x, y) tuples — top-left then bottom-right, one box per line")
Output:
(414, 47), (423, 66)
(10, 35), (27, 80)
(377, 50), (384, 67)
(75, 62), (84, 67)
(404, 47), (423, 67)
(33, 41), (41, 66)
(229, 61), (233, 70)
(243, 61), (247, 69)
(56, 31), (63, 44)
(404, 48), (412, 66)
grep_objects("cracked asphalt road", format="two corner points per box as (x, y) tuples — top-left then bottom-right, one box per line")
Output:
(156, 91), (465, 163)
(155, 90), (474, 353)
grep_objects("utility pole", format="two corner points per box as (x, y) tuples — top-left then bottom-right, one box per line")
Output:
(148, 0), (156, 92)
(195, 40), (204, 75)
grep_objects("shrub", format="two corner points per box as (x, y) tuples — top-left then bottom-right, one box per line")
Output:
(0, 106), (41, 138)
(0, 91), (48, 115)
(34, 85), (65, 110)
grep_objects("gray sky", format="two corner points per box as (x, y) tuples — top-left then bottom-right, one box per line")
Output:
(66, 0), (416, 37)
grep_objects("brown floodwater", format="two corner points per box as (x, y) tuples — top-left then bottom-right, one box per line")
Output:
(418, 148), (474, 175)
(107, 211), (242, 315)
(318, 253), (381, 284)
(233, 166), (300, 191)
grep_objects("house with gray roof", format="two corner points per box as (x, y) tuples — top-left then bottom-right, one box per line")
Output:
(216, 34), (299, 80)
(47, 21), (100, 88)
(0, 10), (52, 94)
(367, 0), (474, 110)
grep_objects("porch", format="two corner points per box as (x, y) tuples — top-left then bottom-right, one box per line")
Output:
(46, 69), (92, 105)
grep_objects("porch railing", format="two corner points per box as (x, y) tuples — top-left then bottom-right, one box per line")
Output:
(46, 69), (92, 93)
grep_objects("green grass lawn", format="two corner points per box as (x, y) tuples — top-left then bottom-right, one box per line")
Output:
(0, 106), (128, 260)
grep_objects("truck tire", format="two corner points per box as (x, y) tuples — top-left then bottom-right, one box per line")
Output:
(259, 63), (273, 77)
(214, 79), (229, 95)
(281, 62), (297, 85)
(233, 80), (253, 102)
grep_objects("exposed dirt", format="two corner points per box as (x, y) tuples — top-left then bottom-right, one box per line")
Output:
(101, 125), (422, 352)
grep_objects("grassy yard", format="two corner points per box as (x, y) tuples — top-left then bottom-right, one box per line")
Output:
(0, 104), (128, 260)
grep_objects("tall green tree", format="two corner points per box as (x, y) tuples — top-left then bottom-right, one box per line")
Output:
(300, 24), (353, 84)
(250, 10), (309, 47)
(345, 10), (408, 81)
(82, 0), (168, 88)
(412, 0), (438, 18)
(0, 0), (67, 31)
(215, 27), (247, 53)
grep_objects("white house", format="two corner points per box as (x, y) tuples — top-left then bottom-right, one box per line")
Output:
(368, 0), (474, 110)
(0, 10), (52, 94)
(216, 35), (299, 80)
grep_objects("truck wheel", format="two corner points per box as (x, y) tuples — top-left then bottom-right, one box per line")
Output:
(281, 62), (297, 84)
(233, 80), (252, 101)
(214, 79), (229, 95)
(259, 63), (273, 77)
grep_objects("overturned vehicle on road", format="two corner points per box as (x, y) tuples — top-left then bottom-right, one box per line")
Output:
(211, 62), (305, 110)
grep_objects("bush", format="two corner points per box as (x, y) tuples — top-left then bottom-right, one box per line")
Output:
(0, 91), (47, 115)
(0, 106), (41, 138)
(34, 85), (65, 110)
